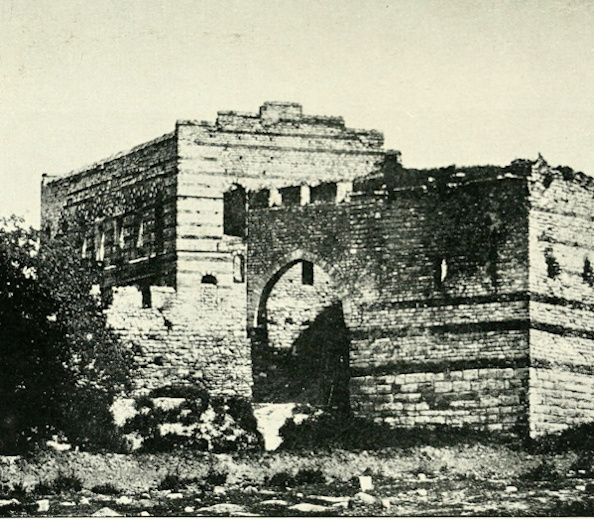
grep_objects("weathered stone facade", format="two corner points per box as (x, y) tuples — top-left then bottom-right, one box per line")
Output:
(41, 102), (384, 397)
(41, 102), (594, 437)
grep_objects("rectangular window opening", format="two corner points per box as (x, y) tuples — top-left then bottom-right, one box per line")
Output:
(279, 186), (301, 206)
(311, 183), (337, 204)
(141, 286), (152, 308)
(302, 260), (314, 285)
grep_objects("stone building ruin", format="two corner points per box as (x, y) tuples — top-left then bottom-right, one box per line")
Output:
(41, 102), (594, 438)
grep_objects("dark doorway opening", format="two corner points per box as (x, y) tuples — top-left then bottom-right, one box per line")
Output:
(252, 301), (350, 410)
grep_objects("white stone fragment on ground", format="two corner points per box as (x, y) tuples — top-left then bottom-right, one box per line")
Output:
(505, 485), (518, 493)
(576, 484), (586, 491)
(381, 497), (392, 509)
(36, 499), (50, 512)
(60, 501), (76, 506)
(332, 500), (349, 508)
(184, 506), (194, 512)
(418, 473), (427, 481)
(140, 511), (151, 517)
(0, 499), (19, 506)
(80, 497), (91, 505)
(92, 506), (123, 517)
(307, 495), (349, 504)
(197, 503), (247, 514)
(417, 488), (428, 497)
(260, 499), (290, 506)
(288, 503), (330, 513)
(115, 495), (133, 504)
(167, 492), (183, 499)
(359, 475), (374, 491)
(46, 437), (72, 451)
(352, 491), (378, 505)
(213, 485), (226, 494)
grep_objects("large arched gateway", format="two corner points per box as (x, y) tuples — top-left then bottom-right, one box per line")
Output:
(250, 256), (350, 409)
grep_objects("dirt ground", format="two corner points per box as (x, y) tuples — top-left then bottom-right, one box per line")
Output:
(1, 445), (593, 516)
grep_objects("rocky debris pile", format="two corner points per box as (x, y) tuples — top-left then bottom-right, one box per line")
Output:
(1, 474), (594, 516)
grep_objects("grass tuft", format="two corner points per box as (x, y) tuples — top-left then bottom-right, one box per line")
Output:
(91, 483), (121, 495)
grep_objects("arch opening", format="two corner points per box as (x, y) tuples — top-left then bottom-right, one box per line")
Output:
(251, 260), (350, 410)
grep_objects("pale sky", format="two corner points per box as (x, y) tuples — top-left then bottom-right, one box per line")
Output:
(1, 0), (593, 226)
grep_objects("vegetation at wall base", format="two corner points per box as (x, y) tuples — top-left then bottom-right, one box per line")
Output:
(0, 216), (132, 454)
(121, 385), (264, 453)
(278, 409), (523, 451)
(529, 422), (594, 454)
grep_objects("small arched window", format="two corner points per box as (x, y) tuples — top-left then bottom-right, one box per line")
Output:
(201, 274), (218, 285)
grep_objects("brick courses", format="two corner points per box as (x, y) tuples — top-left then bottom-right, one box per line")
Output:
(247, 157), (594, 437)
(40, 103), (594, 438)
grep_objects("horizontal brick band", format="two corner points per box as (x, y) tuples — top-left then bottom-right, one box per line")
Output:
(361, 291), (529, 312)
(532, 358), (594, 377)
(530, 292), (594, 314)
(532, 321), (594, 341)
(350, 356), (529, 378)
(350, 318), (530, 341)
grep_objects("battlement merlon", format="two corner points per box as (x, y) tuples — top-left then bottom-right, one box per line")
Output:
(177, 102), (385, 149)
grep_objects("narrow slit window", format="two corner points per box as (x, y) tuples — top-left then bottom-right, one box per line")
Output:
(114, 218), (125, 250)
(95, 228), (105, 262)
(544, 247), (560, 279)
(434, 257), (447, 288)
(141, 286), (152, 308)
(302, 261), (314, 285)
(583, 257), (594, 287)
(136, 219), (144, 249)
(233, 254), (245, 283)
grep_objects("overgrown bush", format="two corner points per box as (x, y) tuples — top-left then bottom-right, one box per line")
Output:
(519, 460), (561, 482)
(204, 468), (228, 487)
(279, 410), (508, 451)
(91, 483), (121, 495)
(0, 217), (131, 453)
(121, 385), (263, 453)
(157, 473), (197, 491)
(569, 452), (594, 477)
(34, 472), (83, 495)
(531, 422), (594, 454)
(267, 468), (325, 488)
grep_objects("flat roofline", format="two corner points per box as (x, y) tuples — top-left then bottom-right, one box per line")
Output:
(43, 130), (176, 186)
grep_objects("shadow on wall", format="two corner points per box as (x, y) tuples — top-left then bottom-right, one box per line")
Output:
(251, 302), (350, 410)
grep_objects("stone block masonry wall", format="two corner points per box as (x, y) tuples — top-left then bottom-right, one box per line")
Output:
(346, 176), (531, 433)
(175, 101), (386, 297)
(40, 101), (387, 403)
(247, 202), (353, 331)
(352, 368), (528, 431)
(247, 168), (533, 433)
(266, 263), (337, 350)
(527, 159), (594, 436)
(106, 284), (251, 397)
(41, 132), (178, 288)
(176, 101), (385, 195)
